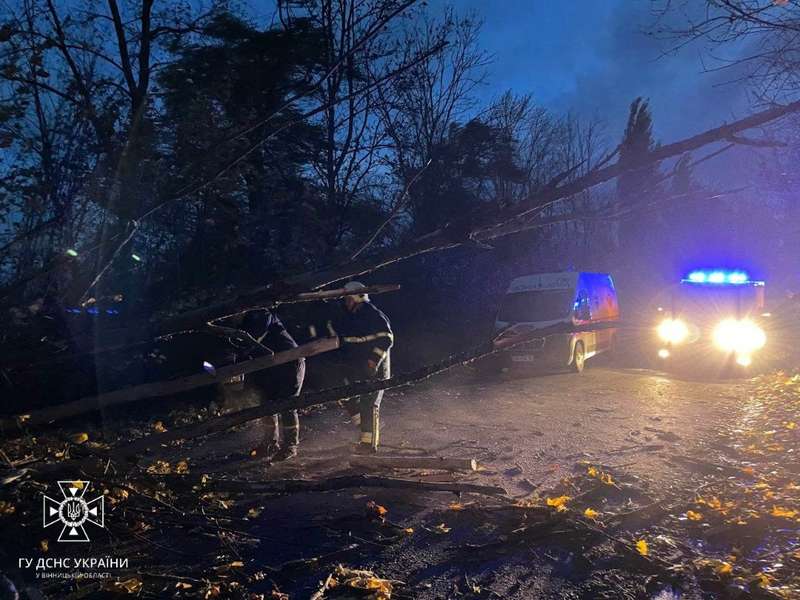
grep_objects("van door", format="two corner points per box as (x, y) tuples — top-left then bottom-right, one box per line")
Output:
(574, 289), (597, 356)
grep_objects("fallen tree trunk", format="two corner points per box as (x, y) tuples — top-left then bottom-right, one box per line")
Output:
(193, 474), (505, 496)
(1, 284), (398, 370)
(9, 101), (796, 369)
(349, 455), (478, 472)
(159, 98), (800, 327)
(114, 320), (614, 459)
(10, 338), (339, 427)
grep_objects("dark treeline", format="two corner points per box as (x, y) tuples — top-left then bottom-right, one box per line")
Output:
(1, 0), (799, 367)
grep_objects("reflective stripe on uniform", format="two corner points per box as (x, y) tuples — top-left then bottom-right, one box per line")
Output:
(371, 347), (386, 358)
(308, 325), (317, 338)
(342, 331), (393, 344)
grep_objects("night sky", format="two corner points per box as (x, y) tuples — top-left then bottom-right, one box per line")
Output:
(443, 0), (751, 144)
(245, 1), (751, 146)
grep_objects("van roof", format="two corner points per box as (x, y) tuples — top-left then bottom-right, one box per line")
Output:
(508, 272), (579, 293)
(507, 271), (612, 294)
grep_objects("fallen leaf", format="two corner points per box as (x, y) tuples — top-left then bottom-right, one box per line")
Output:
(448, 502), (465, 511)
(153, 420), (167, 432)
(40, 539), (48, 553)
(600, 472), (615, 486)
(716, 561), (733, 575)
(115, 577), (143, 594)
(636, 539), (649, 556)
(146, 460), (171, 475)
(686, 510), (703, 521)
(433, 522), (451, 534)
(584, 508), (599, 520)
(175, 460), (190, 474)
(546, 495), (571, 512)
(753, 572), (773, 587)
(770, 506), (798, 519)
(70, 432), (89, 444)
(366, 500), (388, 518)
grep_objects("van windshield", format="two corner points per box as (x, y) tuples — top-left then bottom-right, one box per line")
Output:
(498, 290), (574, 323)
(671, 283), (763, 320)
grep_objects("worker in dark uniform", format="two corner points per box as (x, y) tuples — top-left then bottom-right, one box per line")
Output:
(239, 309), (305, 461)
(309, 281), (393, 451)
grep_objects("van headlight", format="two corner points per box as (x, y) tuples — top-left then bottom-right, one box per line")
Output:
(657, 319), (689, 344)
(712, 319), (766, 354)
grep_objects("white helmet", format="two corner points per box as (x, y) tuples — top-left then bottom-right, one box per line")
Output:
(343, 281), (368, 302)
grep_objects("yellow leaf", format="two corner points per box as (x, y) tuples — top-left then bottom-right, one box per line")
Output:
(753, 572), (773, 587)
(448, 502), (465, 511)
(583, 508), (599, 520)
(146, 460), (171, 475)
(40, 539), (48, 553)
(686, 510), (703, 521)
(587, 466), (599, 477)
(770, 506), (798, 519)
(70, 432), (88, 444)
(115, 578), (143, 594)
(175, 460), (189, 474)
(433, 523), (451, 534)
(785, 421), (797, 430)
(366, 500), (387, 517)
(716, 561), (733, 576)
(695, 558), (733, 576)
(600, 472), (614, 486)
(402, 527), (414, 535)
(70, 480), (84, 490)
(247, 507), (263, 519)
(153, 420), (167, 432)
(546, 495), (571, 512)
(636, 539), (649, 556)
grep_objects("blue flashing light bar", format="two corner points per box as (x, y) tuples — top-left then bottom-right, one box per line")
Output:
(683, 269), (758, 285)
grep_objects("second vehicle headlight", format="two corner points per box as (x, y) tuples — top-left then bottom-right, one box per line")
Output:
(712, 319), (766, 353)
(657, 319), (689, 344)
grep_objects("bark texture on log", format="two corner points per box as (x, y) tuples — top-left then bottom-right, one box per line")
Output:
(12, 338), (339, 426)
(349, 455), (478, 472)
(196, 475), (505, 496)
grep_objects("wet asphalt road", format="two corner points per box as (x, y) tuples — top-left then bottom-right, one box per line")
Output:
(180, 359), (760, 598)
(221, 360), (753, 496)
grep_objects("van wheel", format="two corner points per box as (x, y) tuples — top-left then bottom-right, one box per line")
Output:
(571, 341), (586, 373)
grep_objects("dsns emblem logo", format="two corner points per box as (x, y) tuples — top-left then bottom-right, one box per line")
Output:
(43, 481), (105, 542)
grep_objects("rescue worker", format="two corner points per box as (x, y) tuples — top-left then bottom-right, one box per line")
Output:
(239, 308), (305, 461)
(309, 281), (393, 451)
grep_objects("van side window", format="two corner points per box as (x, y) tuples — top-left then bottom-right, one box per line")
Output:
(575, 290), (591, 321)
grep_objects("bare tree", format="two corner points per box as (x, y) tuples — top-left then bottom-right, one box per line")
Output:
(652, 0), (800, 101)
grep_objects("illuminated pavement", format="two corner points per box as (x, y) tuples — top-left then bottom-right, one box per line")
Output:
(226, 363), (752, 497)
(184, 363), (759, 598)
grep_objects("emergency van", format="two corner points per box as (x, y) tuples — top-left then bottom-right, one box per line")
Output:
(492, 271), (620, 372)
(654, 269), (769, 370)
